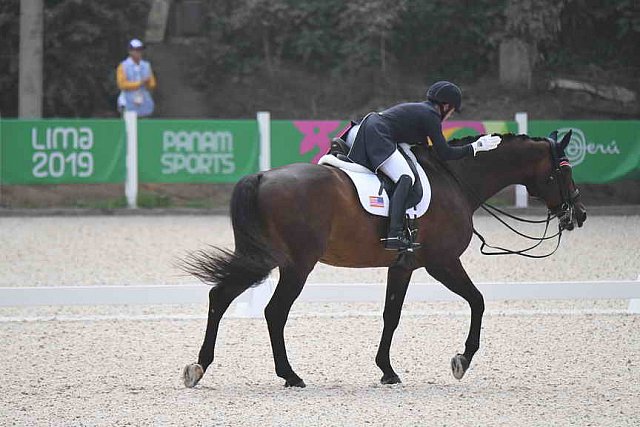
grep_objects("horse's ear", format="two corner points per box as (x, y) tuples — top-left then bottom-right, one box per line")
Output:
(559, 130), (572, 150)
(548, 130), (558, 142)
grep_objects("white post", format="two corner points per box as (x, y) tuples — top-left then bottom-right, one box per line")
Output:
(233, 276), (277, 318)
(629, 275), (640, 314)
(233, 111), (274, 317)
(514, 112), (529, 208)
(124, 111), (138, 209)
(257, 111), (271, 171)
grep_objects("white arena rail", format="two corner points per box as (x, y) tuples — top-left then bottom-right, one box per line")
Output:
(1, 280), (639, 315)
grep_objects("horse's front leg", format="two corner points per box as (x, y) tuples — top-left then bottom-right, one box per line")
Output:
(425, 258), (485, 380)
(375, 264), (413, 384)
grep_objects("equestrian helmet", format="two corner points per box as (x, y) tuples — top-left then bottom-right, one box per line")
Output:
(426, 81), (462, 112)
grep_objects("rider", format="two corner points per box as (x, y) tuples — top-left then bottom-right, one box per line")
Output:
(343, 81), (502, 251)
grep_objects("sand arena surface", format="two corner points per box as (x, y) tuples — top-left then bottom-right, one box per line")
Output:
(0, 214), (639, 425)
(1, 214), (639, 286)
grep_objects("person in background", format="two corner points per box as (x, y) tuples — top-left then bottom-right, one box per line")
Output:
(116, 38), (156, 116)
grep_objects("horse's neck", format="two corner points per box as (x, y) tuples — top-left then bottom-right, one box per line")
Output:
(449, 139), (541, 209)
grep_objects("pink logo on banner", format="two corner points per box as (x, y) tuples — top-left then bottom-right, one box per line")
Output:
(294, 121), (341, 164)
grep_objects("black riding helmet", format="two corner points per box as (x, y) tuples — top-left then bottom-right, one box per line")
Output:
(426, 81), (462, 113)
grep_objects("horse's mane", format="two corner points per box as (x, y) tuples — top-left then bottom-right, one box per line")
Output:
(447, 133), (548, 147)
(412, 133), (550, 174)
(413, 132), (550, 173)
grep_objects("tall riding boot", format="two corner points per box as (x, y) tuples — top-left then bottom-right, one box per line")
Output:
(383, 174), (413, 251)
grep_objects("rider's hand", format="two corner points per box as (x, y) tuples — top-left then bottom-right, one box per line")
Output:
(471, 134), (502, 156)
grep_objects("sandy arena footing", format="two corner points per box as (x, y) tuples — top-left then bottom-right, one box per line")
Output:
(0, 215), (638, 425)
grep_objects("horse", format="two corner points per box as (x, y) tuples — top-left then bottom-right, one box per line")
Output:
(181, 131), (587, 388)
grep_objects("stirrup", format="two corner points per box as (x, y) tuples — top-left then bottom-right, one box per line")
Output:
(381, 235), (419, 251)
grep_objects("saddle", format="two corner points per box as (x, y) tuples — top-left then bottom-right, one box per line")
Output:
(328, 137), (424, 211)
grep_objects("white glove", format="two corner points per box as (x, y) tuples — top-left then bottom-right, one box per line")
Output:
(471, 134), (502, 156)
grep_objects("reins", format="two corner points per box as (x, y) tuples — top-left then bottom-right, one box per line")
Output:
(430, 139), (565, 258)
(472, 210), (563, 258)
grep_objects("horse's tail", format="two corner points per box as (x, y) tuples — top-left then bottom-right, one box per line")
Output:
(182, 173), (281, 292)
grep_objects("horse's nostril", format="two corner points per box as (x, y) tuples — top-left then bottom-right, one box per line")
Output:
(577, 212), (587, 225)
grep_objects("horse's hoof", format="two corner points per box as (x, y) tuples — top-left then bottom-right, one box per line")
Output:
(284, 376), (306, 388)
(380, 374), (402, 385)
(451, 354), (470, 380)
(183, 363), (204, 388)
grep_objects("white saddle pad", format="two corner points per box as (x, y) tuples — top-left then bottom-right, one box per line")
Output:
(318, 143), (431, 218)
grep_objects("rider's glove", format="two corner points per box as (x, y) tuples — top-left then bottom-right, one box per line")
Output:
(471, 134), (502, 156)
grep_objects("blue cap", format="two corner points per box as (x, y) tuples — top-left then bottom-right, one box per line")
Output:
(128, 39), (144, 50)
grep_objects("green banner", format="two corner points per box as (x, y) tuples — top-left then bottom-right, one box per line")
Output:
(2, 118), (637, 186)
(270, 119), (516, 167)
(1, 119), (125, 184)
(529, 121), (640, 183)
(137, 120), (259, 183)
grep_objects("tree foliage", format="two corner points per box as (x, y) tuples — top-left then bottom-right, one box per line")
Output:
(497, 0), (639, 76)
(391, 0), (505, 78)
(503, 0), (565, 44)
(1, 0), (150, 117)
(1, 0), (638, 117)
(193, 0), (506, 83)
(0, 1), (20, 116)
(555, 0), (640, 71)
(338, 0), (408, 74)
(43, 0), (151, 117)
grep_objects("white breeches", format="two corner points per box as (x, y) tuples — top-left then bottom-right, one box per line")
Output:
(379, 150), (415, 184)
(345, 123), (414, 184)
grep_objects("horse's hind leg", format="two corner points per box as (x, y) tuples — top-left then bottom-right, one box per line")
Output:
(375, 265), (413, 384)
(265, 265), (314, 387)
(425, 258), (485, 380)
(183, 285), (246, 388)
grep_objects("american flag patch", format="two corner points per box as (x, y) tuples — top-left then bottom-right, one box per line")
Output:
(369, 196), (384, 208)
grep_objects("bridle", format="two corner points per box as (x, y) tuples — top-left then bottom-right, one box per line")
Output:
(546, 138), (580, 230)
(436, 135), (579, 258)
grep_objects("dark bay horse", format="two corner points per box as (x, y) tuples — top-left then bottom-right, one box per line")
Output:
(182, 132), (587, 388)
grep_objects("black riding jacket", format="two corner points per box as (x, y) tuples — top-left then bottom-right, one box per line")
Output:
(347, 101), (472, 172)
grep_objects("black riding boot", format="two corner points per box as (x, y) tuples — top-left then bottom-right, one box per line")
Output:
(383, 174), (413, 251)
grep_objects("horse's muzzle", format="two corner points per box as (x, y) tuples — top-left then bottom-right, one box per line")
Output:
(574, 201), (587, 228)
(558, 201), (587, 231)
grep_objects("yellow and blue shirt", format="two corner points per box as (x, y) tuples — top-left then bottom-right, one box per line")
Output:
(116, 57), (156, 116)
